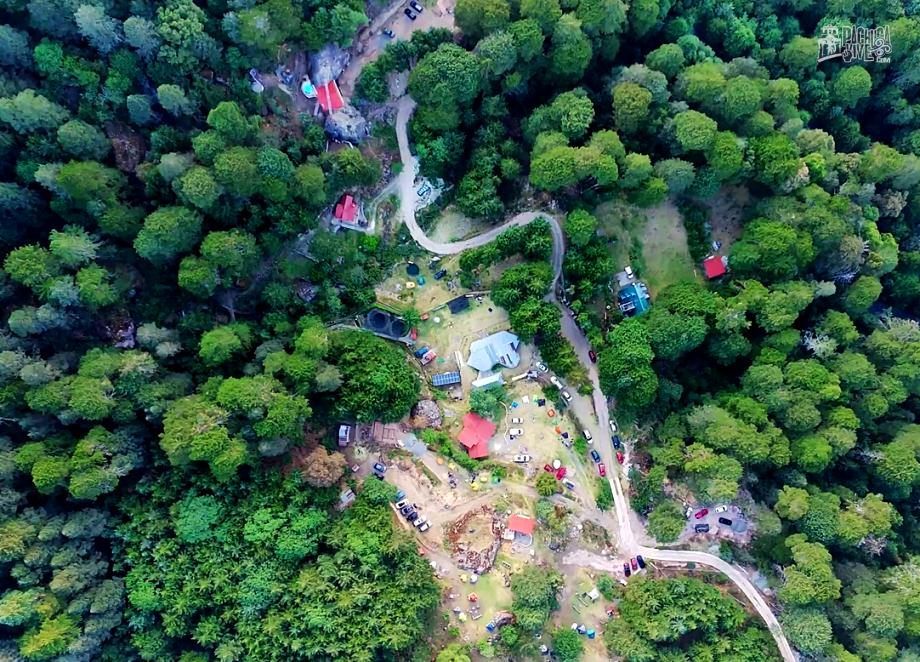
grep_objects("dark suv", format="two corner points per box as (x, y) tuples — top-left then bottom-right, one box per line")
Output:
(694, 523), (710, 534)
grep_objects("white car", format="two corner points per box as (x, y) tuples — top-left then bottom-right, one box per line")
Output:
(536, 362), (548, 372)
(549, 375), (563, 388)
(414, 517), (427, 528)
(609, 420), (618, 434)
(583, 429), (593, 442)
(561, 391), (573, 401)
(685, 506), (694, 519)
(418, 521), (431, 532)
(395, 499), (407, 509)
(510, 417), (524, 424)
(715, 505), (728, 513)
(513, 454), (532, 463)
(509, 428), (524, 437)
(624, 265), (634, 278)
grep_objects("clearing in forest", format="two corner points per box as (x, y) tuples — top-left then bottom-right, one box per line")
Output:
(595, 199), (698, 296)
(705, 185), (750, 253)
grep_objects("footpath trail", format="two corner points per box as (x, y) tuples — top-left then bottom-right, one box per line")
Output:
(393, 94), (795, 662)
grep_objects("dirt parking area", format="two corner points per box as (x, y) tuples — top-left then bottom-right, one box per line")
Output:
(679, 504), (753, 546)
(553, 568), (615, 660)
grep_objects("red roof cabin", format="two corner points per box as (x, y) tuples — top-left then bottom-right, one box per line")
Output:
(703, 255), (727, 279)
(334, 194), (358, 223)
(507, 514), (536, 536)
(458, 413), (496, 459)
(316, 80), (344, 114)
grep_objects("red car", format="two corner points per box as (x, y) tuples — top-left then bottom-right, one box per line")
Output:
(694, 508), (709, 520)
(615, 451), (624, 464)
(555, 466), (567, 480)
(598, 463), (606, 477)
(630, 557), (638, 571)
(544, 464), (554, 473)
(588, 350), (597, 363)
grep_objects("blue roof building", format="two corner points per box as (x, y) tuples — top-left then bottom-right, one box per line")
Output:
(618, 282), (651, 317)
(432, 371), (462, 387)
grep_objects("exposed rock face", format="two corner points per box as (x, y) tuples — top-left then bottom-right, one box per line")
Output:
(310, 44), (350, 86)
(411, 399), (442, 429)
(324, 104), (368, 143)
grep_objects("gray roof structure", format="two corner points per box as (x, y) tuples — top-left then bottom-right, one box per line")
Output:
(467, 331), (521, 373)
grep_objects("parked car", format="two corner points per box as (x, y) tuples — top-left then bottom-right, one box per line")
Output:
(394, 490), (406, 501)
(382, 28), (395, 37)
(694, 523), (710, 533)
(615, 451), (624, 464)
(630, 558), (638, 571)
(555, 466), (567, 480)
(715, 505), (728, 513)
(590, 449), (601, 463)
(433, 269), (447, 280)
(404, 7), (417, 19)
(685, 505), (694, 518)
(563, 479), (576, 490)
(561, 390), (573, 401)
(612, 435), (622, 449)
(609, 420), (618, 434)
(583, 429), (593, 442)
(718, 517), (733, 526)
(598, 463), (606, 477)
(544, 464), (554, 473)
(624, 265), (634, 278)
(636, 555), (646, 569)
(413, 517), (427, 528)
(400, 504), (414, 516)
(513, 454), (532, 463)
(409, 0), (423, 11)
(550, 375), (563, 388)
(395, 499), (407, 509)
(623, 563), (631, 578)
(536, 362), (548, 372)
(418, 521), (431, 532)
(588, 350), (597, 363)
(509, 428), (524, 437)
(511, 417), (524, 424)
(372, 462), (387, 478)
(694, 508), (709, 519)
(407, 511), (419, 522)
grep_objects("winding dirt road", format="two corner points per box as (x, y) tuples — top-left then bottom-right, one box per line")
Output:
(394, 95), (795, 662)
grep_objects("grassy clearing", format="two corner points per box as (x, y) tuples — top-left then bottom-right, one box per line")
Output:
(595, 199), (699, 296)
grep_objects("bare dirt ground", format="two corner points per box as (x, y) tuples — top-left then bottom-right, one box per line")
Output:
(429, 206), (497, 243)
(706, 185), (749, 252)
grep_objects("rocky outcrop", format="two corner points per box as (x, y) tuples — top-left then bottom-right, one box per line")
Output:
(324, 104), (368, 143)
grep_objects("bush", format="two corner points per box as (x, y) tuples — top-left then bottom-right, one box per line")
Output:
(596, 478), (613, 510)
(419, 429), (480, 472)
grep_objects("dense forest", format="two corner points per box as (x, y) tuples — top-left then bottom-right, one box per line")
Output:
(2, 0), (920, 658)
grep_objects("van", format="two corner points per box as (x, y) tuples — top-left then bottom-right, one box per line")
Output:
(694, 523), (710, 534)
(583, 429), (593, 442)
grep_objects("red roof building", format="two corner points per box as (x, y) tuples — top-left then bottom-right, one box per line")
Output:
(703, 255), (727, 279)
(334, 194), (358, 223)
(316, 80), (345, 113)
(458, 413), (496, 458)
(507, 514), (535, 536)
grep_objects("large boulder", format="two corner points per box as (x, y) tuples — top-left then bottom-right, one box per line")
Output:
(310, 44), (350, 86)
(324, 104), (368, 143)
